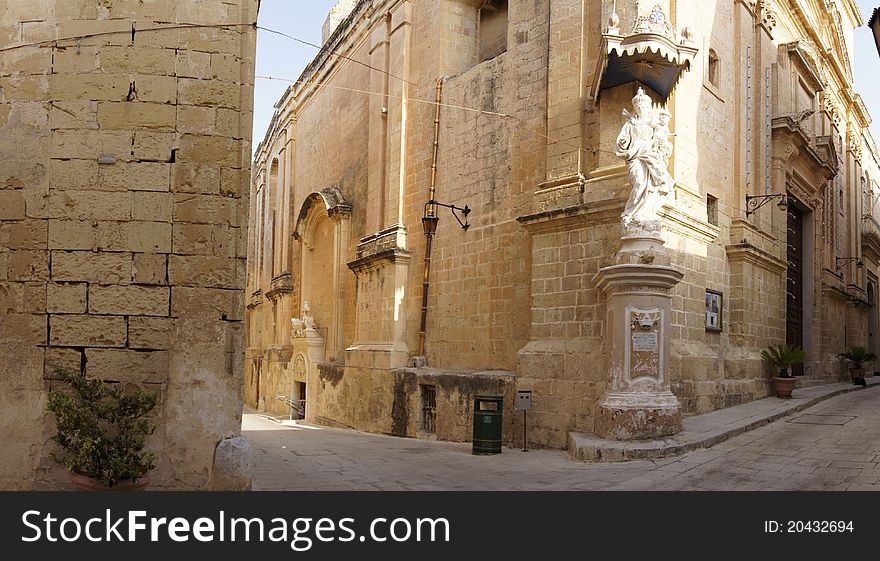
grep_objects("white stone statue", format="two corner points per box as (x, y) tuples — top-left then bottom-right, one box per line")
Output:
(291, 301), (318, 340)
(301, 301), (316, 331)
(616, 87), (675, 235)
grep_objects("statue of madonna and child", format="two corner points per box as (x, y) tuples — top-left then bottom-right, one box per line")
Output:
(615, 87), (675, 237)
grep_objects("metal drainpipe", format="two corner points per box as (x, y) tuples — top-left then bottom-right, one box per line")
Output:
(417, 78), (445, 359)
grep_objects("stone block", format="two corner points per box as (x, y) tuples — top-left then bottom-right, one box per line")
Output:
(48, 74), (131, 102)
(51, 129), (133, 161)
(132, 192), (173, 222)
(177, 105), (215, 134)
(129, 316), (175, 349)
(210, 436), (253, 491)
(172, 163), (220, 194)
(97, 102), (177, 131)
(0, 219), (46, 249)
(133, 75), (178, 104)
(168, 255), (236, 288)
(170, 286), (238, 320)
(215, 108), (241, 139)
(48, 220), (97, 251)
(56, 19), (133, 47)
(173, 223), (234, 256)
(177, 26), (241, 54)
(0, 76), (49, 101)
(210, 53), (241, 82)
(51, 47), (101, 74)
(0, 191), (26, 219)
(48, 190), (131, 221)
(51, 251), (132, 284)
(126, 221), (172, 253)
(132, 131), (176, 162)
(8, 250), (49, 281)
(173, 194), (237, 225)
(177, 134), (240, 167)
(177, 78), (239, 109)
(47, 283), (87, 313)
(48, 100), (99, 130)
(49, 159), (98, 190)
(219, 167), (242, 197)
(99, 46), (176, 75)
(85, 348), (170, 383)
(89, 285), (170, 316)
(99, 161), (170, 192)
(0, 282), (23, 313)
(49, 314), (126, 347)
(45, 347), (82, 375)
(175, 50), (212, 79)
(132, 253), (167, 285)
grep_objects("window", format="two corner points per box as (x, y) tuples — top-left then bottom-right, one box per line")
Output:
(479, 0), (508, 63)
(707, 49), (719, 88)
(706, 194), (718, 226)
(420, 384), (436, 434)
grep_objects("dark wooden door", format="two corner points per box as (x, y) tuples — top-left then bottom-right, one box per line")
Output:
(786, 205), (804, 376)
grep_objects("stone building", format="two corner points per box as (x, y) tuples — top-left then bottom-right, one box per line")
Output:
(247, 0), (879, 450)
(1, 0), (258, 489)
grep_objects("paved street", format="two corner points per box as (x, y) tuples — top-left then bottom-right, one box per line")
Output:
(244, 386), (880, 491)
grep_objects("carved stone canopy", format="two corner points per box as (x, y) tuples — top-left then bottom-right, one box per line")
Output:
(591, 4), (698, 103)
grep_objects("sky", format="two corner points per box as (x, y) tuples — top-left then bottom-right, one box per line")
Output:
(252, 0), (880, 152)
(252, 0), (337, 152)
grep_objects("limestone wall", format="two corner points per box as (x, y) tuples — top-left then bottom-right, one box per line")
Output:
(246, 0), (878, 450)
(0, 0), (258, 489)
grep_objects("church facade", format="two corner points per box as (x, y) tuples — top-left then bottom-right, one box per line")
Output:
(247, 0), (879, 450)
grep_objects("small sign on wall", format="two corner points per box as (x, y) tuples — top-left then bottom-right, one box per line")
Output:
(706, 289), (723, 332)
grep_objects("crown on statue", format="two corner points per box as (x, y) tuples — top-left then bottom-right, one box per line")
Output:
(632, 87), (652, 109)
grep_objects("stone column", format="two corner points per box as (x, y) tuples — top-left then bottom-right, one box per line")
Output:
(592, 237), (684, 440)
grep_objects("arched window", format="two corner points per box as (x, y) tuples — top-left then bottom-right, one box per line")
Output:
(707, 49), (719, 88)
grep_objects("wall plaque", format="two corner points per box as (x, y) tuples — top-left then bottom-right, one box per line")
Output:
(632, 332), (658, 352)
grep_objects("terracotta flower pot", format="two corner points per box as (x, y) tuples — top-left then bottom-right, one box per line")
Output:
(69, 471), (150, 491)
(772, 376), (797, 399)
(849, 366), (865, 385)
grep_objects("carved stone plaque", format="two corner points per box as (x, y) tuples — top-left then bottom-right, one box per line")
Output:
(632, 332), (658, 352)
(293, 353), (306, 380)
(627, 306), (663, 381)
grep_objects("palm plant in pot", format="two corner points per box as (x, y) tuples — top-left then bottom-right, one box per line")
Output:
(838, 345), (876, 386)
(47, 368), (157, 490)
(760, 344), (805, 398)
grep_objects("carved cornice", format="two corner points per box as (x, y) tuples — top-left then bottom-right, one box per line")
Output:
(266, 273), (294, 300)
(862, 216), (880, 262)
(347, 247), (412, 274)
(725, 242), (787, 274)
(517, 199), (625, 236)
(658, 204), (719, 244)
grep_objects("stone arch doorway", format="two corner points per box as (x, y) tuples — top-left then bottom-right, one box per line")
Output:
(293, 187), (352, 361)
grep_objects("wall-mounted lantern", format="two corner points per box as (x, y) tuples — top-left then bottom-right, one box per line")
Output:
(836, 256), (864, 274)
(745, 193), (788, 216)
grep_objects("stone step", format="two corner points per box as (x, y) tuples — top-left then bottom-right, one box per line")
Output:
(569, 377), (880, 462)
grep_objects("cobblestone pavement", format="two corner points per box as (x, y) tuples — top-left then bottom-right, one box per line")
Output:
(244, 386), (880, 491)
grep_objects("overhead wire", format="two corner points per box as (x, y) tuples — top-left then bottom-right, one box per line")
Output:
(0, 18), (764, 217)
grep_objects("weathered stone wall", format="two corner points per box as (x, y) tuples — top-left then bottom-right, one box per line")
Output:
(247, 0), (877, 450)
(0, 0), (258, 489)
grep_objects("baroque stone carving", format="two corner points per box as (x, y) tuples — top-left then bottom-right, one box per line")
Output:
(616, 87), (675, 236)
(291, 301), (319, 339)
(631, 4), (674, 40)
(631, 311), (661, 330)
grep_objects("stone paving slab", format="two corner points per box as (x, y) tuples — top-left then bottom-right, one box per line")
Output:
(569, 377), (880, 462)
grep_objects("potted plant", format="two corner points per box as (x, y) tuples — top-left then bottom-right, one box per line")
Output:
(47, 368), (157, 490)
(760, 344), (806, 398)
(838, 345), (876, 386)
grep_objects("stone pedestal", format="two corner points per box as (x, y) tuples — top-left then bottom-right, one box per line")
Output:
(593, 235), (684, 440)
